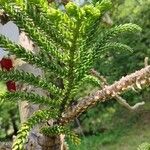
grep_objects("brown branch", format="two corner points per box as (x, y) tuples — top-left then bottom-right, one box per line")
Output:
(90, 69), (145, 111)
(59, 66), (150, 124)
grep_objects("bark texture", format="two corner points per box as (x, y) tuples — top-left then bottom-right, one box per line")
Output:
(59, 66), (150, 124)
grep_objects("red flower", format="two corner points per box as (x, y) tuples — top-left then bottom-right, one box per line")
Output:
(0, 57), (16, 92)
(0, 58), (13, 71)
(6, 80), (16, 92)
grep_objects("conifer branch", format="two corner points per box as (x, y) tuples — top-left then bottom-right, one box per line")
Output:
(0, 91), (61, 107)
(1, 2), (67, 77)
(61, 24), (80, 107)
(59, 66), (150, 124)
(74, 5), (102, 82)
(75, 23), (141, 83)
(96, 0), (112, 13)
(103, 23), (142, 41)
(41, 125), (80, 145)
(28, 0), (74, 32)
(12, 109), (58, 150)
(61, 8), (84, 111)
(99, 42), (133, 52)
(0, 35), (65, 76)
(70, 75), (101, 99)
(24, 2), (71, 49)
(90, 69), (145, 111)
(0, 1), (148, 149)
(92, 23), (142, 59)
(0, 70), (62, 98)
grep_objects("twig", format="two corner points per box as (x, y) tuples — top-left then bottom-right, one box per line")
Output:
(75, 118), (85, 137)
(90, 69), (108, 85)
(114, 95), (145, 111)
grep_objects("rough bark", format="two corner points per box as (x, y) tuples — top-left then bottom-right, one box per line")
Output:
(59, 66), (150, 124)
(90, 69), (145, 111)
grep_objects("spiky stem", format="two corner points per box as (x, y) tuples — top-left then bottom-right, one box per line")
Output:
(59, 66), (150, 124)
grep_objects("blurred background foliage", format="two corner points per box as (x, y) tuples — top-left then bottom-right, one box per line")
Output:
(0, 83), (19, 141)
(0, 0), (150, 149)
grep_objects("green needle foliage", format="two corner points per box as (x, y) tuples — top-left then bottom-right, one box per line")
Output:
(0, 91), (61, 107)
(0, 0), (142, 149)
(0, 35), (66, 77)
(0, 70), (62, 97)
(41, 125), (81, 145)
(12, 109), (58, 150)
